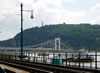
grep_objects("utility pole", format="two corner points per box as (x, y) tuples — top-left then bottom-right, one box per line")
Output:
(20, 3), (33, 61)
(20, 3), (23, 61)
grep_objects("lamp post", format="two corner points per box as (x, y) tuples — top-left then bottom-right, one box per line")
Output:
(20, 3), (33, 61)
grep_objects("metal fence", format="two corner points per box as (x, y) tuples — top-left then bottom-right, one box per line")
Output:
(0, 51), (100, 70)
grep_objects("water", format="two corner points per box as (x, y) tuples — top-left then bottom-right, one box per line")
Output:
(24, 52), (100, 69)
(0, 48), (100, 69)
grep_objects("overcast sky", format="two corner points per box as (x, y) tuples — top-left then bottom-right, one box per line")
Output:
(0, 0), (100, 40)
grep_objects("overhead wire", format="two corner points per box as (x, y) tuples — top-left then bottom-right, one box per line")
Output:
(0, 0), (34, 23)
(0, 12), (19, 25)
(0, 0), (35, 38)
(0, 0), (35, 31)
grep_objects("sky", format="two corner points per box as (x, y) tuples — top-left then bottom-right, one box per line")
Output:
(0, 0), (100, 40)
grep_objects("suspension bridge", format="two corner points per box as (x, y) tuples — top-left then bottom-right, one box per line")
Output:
(0, 38), (73, 53)
(26, 38), (72, 50)
(0, 38), (100, 73)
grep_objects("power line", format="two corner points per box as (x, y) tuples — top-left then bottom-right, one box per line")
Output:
(16, 0), (34, 9)
(0, 0), (34, 31)
(16, 0), (21, 4)
(0, 13), (19, 25)
(0, 9), (20, 26)
(0, 0), (34, 25)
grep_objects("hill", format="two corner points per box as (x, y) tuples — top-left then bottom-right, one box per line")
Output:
(0, 24), (100, 49)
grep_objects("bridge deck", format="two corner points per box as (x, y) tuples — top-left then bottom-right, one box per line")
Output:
(0, 64), (29, 73)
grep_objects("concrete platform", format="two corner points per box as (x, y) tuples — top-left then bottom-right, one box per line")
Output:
(0, 64), (29, 73)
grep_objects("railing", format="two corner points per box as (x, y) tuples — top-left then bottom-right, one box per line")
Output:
(0, 60), (52, 73)
(0, 51), (99, 70)
(0, 59), (92, 73)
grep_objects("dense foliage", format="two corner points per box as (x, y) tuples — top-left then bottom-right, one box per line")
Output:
(0, 24), (100, 49)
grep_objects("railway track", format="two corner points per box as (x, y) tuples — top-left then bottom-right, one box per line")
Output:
(5, 69), (16, 73)
(0, 60), (52, 73)
(0, 59), (92, 73)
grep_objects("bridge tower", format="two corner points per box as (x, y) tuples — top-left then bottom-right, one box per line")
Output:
(55, 38), (61, 50)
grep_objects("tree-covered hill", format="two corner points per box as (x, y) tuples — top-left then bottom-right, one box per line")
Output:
(0, 24), (100, 49)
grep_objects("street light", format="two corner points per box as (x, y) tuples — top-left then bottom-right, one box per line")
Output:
(31, 11), (34, 19)
(20, 3), (33, 61)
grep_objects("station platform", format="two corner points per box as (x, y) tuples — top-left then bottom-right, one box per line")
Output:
(0, 64), (29, 73)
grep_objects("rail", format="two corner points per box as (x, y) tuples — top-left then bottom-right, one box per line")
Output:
(0, 60), (52, 73)
(5, 69), (16, 73)
(0, 59), (92, 73)
(0, 51), (100, 72)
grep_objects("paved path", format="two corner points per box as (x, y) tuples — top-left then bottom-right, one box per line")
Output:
(0, 64), (29, 73)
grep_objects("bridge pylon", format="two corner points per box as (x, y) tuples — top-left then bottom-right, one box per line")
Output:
(55, 38), (61, 50)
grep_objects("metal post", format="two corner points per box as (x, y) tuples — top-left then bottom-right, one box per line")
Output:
(21, 3), (23, 61)
(79, 53), (80, 67)
(72, 53), (73, 66)
(95, 51), (97, 69)
(66, 52), (67, 66)
(82, 61), (84, 68)
(34, 53), (36, 62)
(43, 53), (45, 63)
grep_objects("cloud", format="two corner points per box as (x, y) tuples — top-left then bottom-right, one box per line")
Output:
(39, 9), (86, 24)
(90, 3), (100, 12)
(0, 0), (86, 40)
(0, 0), (20, 22)
(0, 0), (77, 23)
(29, 0), (85, 25)
(90, 16), (100, 24)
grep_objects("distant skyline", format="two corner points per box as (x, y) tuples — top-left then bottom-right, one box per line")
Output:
(0, 0), (100, 40)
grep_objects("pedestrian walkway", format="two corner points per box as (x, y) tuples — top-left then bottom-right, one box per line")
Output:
(0, 64), (29, 73)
